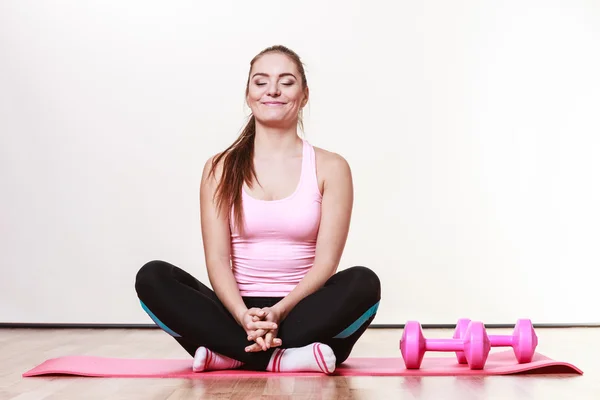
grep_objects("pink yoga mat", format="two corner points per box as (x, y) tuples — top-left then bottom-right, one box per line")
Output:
(23, 350), (582, 377)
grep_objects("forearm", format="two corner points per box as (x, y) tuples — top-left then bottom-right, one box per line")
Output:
(207, 261), (248, 325)
(273, 262), (336, 320)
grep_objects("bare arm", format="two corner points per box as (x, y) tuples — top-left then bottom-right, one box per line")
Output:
(199, 156), (248, 325)
(272, 152), (354, 320)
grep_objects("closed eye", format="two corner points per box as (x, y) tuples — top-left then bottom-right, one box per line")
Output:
(254, 81), (296, 86)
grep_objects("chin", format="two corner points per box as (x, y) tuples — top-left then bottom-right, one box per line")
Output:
(255, 116), (293, 128)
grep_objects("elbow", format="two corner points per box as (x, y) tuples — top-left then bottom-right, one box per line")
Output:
(205, 257), (231, 278)
(313, 259), (339, 278)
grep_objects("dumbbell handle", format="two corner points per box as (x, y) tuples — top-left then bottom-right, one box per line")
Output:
(425, 338), (465, 352)
(488, 335), (513, 347)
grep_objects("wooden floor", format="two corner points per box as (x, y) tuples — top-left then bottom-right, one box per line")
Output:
(1, 326), (597, 399)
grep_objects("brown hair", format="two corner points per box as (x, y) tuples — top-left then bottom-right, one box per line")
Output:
(208, 45), (308, 232)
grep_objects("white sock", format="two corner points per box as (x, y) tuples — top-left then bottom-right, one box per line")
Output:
(192, 347), (243, 372)
(267, 343), (336, 374)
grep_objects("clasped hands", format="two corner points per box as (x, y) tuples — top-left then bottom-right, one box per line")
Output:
(239, 306), (283, 353)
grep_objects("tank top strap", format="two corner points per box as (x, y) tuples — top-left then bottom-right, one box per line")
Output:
(300, 139), (321, 197)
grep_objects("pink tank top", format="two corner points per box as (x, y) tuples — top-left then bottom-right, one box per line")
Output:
(230, 139), (322, 297)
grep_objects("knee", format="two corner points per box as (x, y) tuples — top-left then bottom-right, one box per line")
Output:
(345, 266), (381, 303)
(135, 260), (170, 297)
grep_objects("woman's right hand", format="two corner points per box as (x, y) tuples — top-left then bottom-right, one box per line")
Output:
(237, 308), (281, 351)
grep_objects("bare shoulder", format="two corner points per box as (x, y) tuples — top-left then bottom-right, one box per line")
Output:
(313, 146), (352, 194)
(201, 152), (226, 184)
(314, 146), (352, 177)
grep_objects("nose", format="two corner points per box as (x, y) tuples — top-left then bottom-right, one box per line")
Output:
(266, 82), (280, 97)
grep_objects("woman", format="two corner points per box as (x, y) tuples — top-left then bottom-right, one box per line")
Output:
(135, 45), (381, 374)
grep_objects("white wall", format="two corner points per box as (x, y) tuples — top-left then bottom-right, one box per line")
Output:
(1, 0), (599, 325)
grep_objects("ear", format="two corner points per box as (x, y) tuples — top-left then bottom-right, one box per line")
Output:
(301, 87), (309, 107)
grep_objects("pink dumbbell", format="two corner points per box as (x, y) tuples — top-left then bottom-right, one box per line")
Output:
(400, 320), (491, 370)
(453, 318), (538, 364)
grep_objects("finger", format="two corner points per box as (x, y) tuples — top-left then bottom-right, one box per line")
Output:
(247, 328), (267, 341)
(246, 321), (278, 331)
(269, 329), (280, 348)
(255, 336), (267, 351)
(265, 331), (273, 349)
(258, 321), (278, 330)
(262, 307), (275, 319)
(245, 342), (262, 352)
(248, 308), (266, 318)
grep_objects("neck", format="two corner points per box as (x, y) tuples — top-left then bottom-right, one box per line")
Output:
(253, 122), (302, 159)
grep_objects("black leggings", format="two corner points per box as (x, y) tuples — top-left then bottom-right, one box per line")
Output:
(134, 260), (381, 371)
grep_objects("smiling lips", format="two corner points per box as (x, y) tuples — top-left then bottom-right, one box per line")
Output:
(262, 101), (287, 106)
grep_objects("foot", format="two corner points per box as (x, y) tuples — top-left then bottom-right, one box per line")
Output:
(192, 347), (243, 372)
(267, 343), (336, 374)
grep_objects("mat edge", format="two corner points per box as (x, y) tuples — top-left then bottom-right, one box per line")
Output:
(21, 358), (583, 378)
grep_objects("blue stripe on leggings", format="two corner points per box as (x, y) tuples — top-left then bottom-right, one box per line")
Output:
(334, 301), (380, 339)
(139, 300), (181, 337)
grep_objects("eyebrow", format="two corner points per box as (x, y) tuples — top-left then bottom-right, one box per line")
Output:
(251, 72), (297, 79)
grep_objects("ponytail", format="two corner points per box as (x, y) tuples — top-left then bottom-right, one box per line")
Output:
(209, 116), (257, 233)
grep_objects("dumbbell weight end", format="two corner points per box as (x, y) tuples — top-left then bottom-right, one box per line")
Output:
(401, 320), (490, 370)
